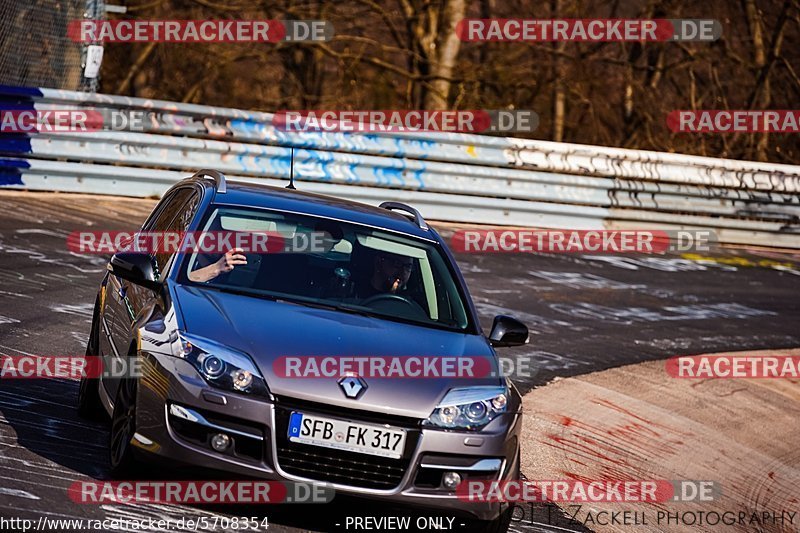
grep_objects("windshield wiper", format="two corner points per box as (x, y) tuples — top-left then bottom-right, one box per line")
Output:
(280, 299), (373, 318)
(204, 284), (279, 301)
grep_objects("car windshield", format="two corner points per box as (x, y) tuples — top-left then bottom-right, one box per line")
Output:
(180, 206), (472, 331)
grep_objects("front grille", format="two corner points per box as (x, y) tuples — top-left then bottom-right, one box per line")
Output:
(273, 402), (420, 490)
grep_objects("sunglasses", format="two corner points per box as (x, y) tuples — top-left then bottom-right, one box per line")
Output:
(381, 256), (413, 271)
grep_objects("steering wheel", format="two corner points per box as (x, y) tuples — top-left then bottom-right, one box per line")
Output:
(361, 293), (414, 307)
(360, 294), (428, 320)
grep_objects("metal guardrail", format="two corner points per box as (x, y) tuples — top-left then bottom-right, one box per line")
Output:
(1, 85), (799, 247)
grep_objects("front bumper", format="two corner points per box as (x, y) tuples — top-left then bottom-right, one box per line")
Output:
(133, 352), (521, 521)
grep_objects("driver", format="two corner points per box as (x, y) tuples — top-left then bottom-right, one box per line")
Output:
(355, 251), (414, 299)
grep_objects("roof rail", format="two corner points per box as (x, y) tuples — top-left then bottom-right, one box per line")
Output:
(191, 169), (226, 193)
(379, 201), (429, 230)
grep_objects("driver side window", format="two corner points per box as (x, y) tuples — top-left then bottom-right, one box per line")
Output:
(147, 188), (199, 279)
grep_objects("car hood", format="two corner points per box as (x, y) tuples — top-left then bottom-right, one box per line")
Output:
(173, 285), (501, 419)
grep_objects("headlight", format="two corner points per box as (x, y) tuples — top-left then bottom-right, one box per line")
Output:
(424, 386), (508, 430)
(174, 332), (270, 398)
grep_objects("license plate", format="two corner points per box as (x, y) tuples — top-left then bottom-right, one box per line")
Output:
(287, 412), (406, 459)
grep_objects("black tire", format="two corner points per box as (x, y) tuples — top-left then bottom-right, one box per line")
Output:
(77, 305), (106, 420)
(109, 378), (138, 477)
(475, 506), (514, 533)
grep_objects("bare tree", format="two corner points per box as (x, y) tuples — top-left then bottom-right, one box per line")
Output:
(99, 0), (800, 162)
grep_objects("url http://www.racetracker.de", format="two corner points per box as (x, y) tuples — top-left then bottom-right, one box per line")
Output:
(1, 516), (270, 532)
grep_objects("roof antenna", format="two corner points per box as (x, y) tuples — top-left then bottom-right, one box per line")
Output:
(286, 147), (297, 190)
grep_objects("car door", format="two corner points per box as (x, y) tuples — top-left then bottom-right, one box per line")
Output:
(96, 193), (182, 375)
(100, 187), (200, 403)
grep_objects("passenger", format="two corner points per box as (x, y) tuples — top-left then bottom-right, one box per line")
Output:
(188, 247), (247, 283)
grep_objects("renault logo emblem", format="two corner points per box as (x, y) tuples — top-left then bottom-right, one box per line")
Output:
(338, 375), (367, 399)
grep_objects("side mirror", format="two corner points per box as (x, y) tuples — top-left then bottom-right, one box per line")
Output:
(489, 315), (529, 347)
(108, 252), (161, 291)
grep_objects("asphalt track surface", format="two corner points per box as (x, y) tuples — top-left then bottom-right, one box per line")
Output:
(0, 192), (798, 533)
